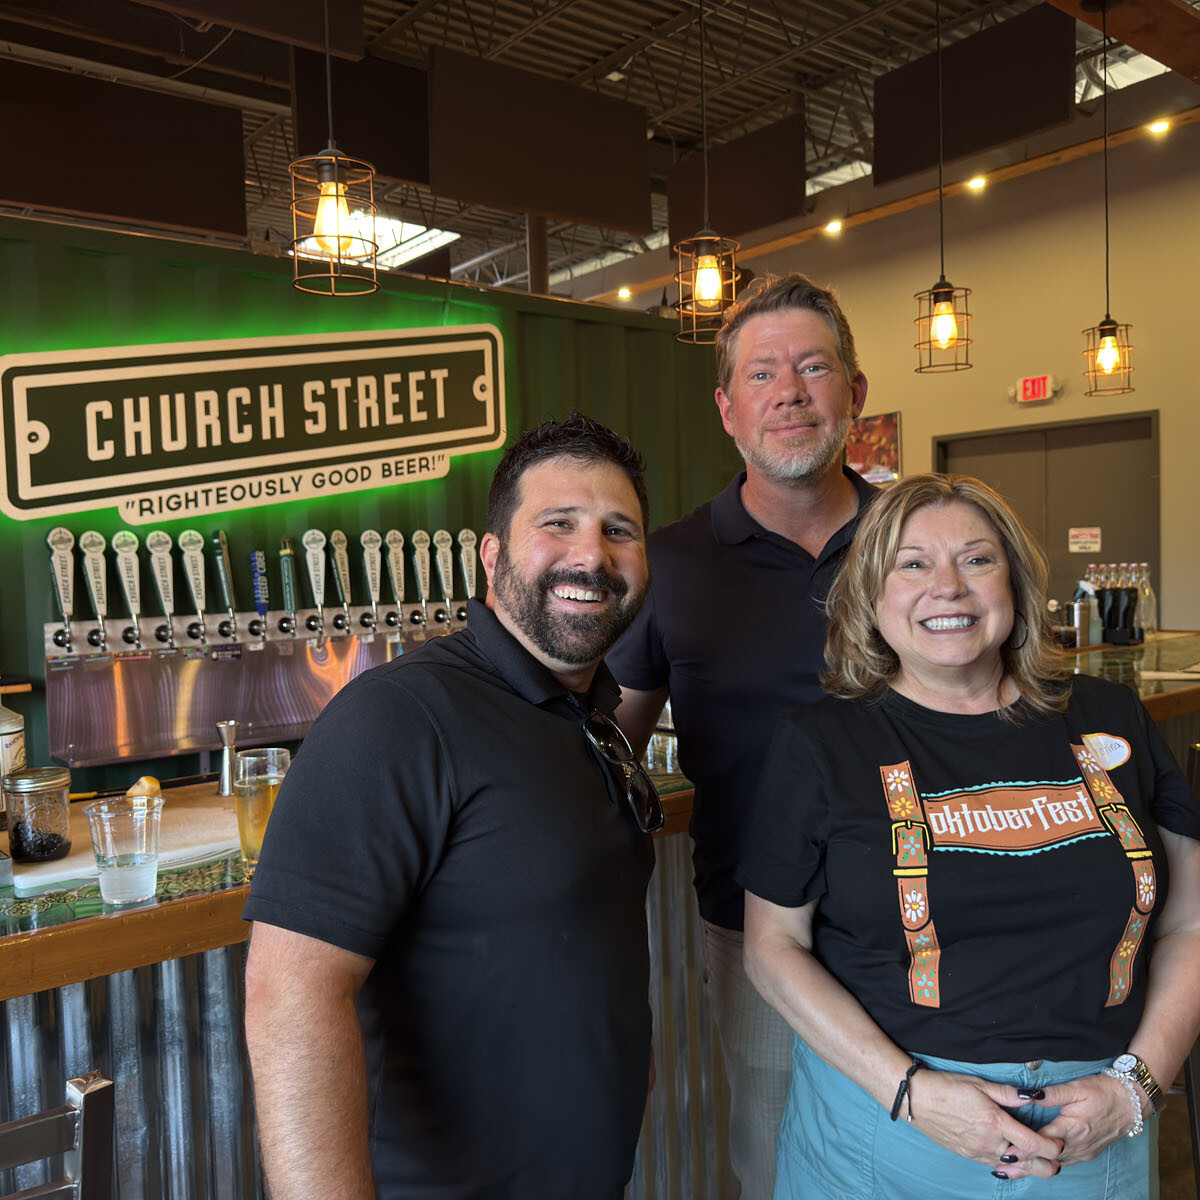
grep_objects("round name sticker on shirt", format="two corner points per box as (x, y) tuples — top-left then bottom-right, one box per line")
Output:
(1083, 732), (1132, 770)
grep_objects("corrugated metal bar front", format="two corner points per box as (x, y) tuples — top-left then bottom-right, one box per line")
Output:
(0, 833), (735, 1197)
(0, 945), (261, 1199)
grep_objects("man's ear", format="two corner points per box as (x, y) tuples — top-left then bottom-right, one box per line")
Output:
(714, 386), (735, 437)
(479, 532), (499, 587)
(850, 372), (869, 418)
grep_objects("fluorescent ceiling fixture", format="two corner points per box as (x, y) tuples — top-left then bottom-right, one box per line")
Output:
(1076, 51), (1170, 103)
(806, 159), (871, 198)
(292, 211), (459, 267)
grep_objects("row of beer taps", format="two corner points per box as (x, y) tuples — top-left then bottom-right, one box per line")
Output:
(44, 525), (479, 656)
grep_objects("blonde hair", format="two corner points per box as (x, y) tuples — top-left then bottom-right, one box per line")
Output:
(823, 473), (1069, 718)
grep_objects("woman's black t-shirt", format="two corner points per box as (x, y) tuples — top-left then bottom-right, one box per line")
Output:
(738, 676), (1200, 1062)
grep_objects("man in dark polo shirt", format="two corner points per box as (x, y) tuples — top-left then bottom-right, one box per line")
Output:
(607, 273), (874, 1199)
(243, 413), (660, 1199)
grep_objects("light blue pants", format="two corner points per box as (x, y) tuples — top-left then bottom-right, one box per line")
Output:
(774, 1036), (1157, 1200)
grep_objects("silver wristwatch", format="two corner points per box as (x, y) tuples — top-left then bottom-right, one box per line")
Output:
(1111, 1053), (1164, 1114)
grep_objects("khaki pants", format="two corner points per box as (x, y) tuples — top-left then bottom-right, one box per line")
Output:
(701, 920), (794, 1200)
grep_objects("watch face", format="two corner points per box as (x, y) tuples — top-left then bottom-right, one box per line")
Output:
(1113, 1053), (1137, 1073)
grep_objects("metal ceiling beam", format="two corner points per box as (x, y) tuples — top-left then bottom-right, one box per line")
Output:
(1046, 0), (1200, 84)
(485, 0), (592, 60)
(651, 0), (913, 127)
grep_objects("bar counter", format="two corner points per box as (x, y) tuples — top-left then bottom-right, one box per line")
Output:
(1, 635), (1198, 1197)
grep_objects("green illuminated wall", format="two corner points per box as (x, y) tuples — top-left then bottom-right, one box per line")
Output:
(0, 217), (737, 789)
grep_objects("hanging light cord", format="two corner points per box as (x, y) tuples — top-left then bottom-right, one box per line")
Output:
(699, 0), (710, 231)
(323, 0), (336, 149)
(1101, 6), (1111, 317)
(935, 0), (945, 279)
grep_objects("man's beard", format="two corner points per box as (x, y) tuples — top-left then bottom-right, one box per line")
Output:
(735, 405), (852, 485)
(492, 550), (646, 666)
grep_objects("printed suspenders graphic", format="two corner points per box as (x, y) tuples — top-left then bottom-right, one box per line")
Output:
(879, 761), (941, 1007)
(1070, 743), (1156, 1006)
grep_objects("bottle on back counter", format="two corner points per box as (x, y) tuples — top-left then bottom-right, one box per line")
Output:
(1138, 563), (1159, 636)
(0, 699), (27, 832)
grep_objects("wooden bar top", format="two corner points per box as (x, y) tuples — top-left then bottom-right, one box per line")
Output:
(0, 777), (695, 1001)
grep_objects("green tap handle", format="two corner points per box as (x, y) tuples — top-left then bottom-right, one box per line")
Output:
(212, 530), (237, 613)
(280, 536), (298, 615)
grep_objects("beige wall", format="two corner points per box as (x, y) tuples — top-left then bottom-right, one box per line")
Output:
(743, 119), (1200, 629)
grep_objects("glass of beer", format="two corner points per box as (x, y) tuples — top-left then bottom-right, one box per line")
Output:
(234, 747), (290, 873)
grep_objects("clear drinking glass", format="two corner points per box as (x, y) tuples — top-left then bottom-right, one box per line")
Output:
(234, 748), (290, 873)
(84, 796), (164, 905)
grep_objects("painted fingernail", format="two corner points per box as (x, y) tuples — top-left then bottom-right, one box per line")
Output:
(991, 1170), (1010, 1180)
(1016, 1088), (1046, 1100)
(1000, 1154), (1019, 1163)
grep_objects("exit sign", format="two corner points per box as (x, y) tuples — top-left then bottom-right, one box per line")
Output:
(1013, 374), (1060, 404)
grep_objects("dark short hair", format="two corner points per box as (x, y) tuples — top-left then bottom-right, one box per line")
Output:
(715, 272), (860, 393)
(486, 411), (650, 538)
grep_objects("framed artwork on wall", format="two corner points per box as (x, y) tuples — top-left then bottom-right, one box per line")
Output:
(846, 411), (901, 484)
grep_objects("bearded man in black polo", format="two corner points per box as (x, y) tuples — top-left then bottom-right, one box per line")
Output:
(244, 412), (658, 1199)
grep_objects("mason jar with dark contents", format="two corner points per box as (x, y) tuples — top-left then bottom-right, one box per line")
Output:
(4, 766), (72, 863)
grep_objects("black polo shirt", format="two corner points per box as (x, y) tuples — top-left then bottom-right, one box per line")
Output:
(607, 468), (874, 930)
(244, 599), (655, 1199)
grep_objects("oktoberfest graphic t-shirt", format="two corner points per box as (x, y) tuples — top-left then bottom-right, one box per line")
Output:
(738, 676), (1200, 1063)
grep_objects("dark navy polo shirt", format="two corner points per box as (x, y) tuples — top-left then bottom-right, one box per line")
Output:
(245, 599), (654, 1198)
(607, 468), (875, 930)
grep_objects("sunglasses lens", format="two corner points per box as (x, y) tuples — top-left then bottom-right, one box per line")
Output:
(584, 712), (663, 833)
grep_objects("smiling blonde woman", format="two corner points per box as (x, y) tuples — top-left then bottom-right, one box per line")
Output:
(739, 473), (1200, 1199)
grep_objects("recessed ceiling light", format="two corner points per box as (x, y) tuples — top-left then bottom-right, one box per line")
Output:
(967, 175), (986, 190)
(617, 286), (632, 300)
(1148, 119), (1170, 135)
(824, 219), (843, 234)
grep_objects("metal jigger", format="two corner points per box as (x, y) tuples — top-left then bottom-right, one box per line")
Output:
(216, 720), (238, 797)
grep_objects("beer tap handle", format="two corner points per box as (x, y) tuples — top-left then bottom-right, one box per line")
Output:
(433, 529), (454, 604)
(360, 530), (382, 629)
(79, 530), (109, 651)
(457, 529), (478, 606)
(249, 550), (270, 639)
(384, 529), (405, 627)
(329, 530), (352, 628)
(212, 529), (238, 636)
(46, 526), (76, 650)
(411, 530), (432, 625)
(112, 530), (143, 649)
(146, 530), (176, 647)
(279, 537), (299, 635)
(178, 528), (208, 644)
(302, 528), (327, 636)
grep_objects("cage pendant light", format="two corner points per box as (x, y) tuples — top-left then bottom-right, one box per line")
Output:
(914, 0), (971, 373)
(674, 0), (738, 344)
(1082, 4), (1133, 395)
(289, 0), (378, 296)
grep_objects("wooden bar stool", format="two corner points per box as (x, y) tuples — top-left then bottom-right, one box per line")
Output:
(0, 1071), (113, 1199)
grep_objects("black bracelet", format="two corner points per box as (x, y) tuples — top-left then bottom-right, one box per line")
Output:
(889, 1058), (925, 1122)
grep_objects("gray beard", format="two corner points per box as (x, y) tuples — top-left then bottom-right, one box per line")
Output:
(735, 407), (851, 485)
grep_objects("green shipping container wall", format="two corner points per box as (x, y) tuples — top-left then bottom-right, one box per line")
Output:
(0, 217), (738, 790)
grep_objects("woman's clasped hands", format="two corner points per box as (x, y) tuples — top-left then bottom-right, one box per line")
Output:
(905, 1070), (1065, 1181)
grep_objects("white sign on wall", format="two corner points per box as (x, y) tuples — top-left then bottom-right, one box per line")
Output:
(1068, 527), (1101, 554)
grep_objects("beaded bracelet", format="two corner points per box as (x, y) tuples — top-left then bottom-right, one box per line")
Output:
(889, 1058), (925, 1123)
(1102, 1067), (1145, 1138)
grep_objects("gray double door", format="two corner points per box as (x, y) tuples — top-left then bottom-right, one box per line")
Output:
(935, 413), (1159, 613)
